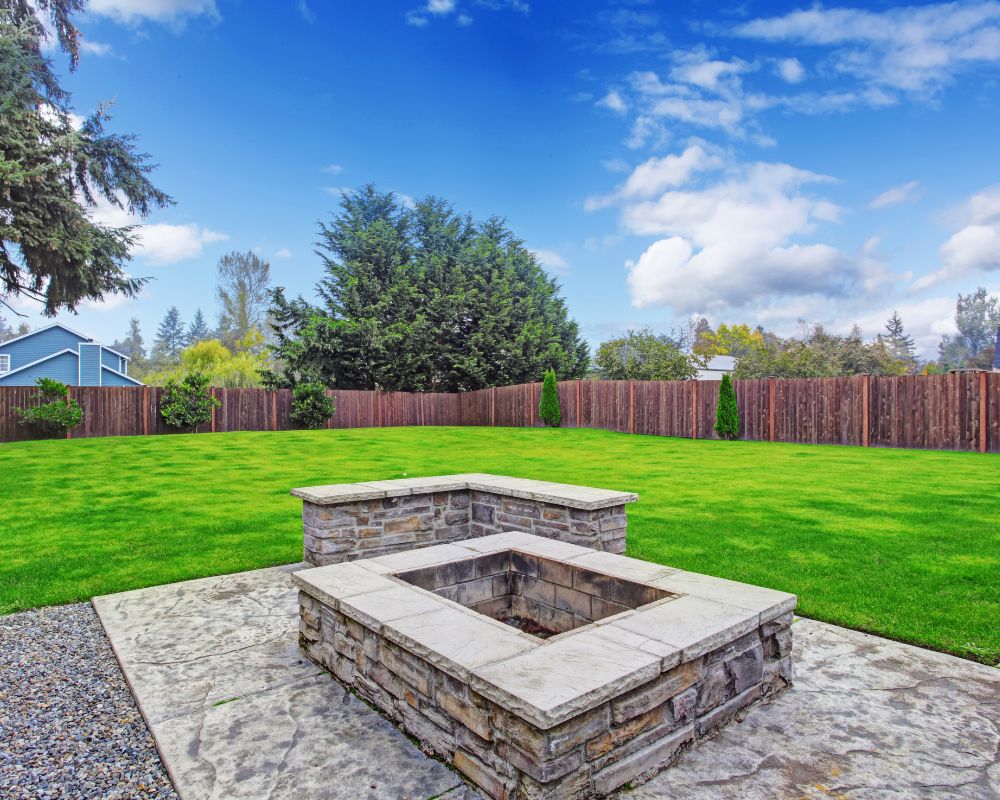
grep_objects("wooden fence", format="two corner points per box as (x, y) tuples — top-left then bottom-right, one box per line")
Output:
(1, 374), (998, 452)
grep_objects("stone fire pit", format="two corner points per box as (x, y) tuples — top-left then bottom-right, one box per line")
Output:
(294, 531), (795, 799)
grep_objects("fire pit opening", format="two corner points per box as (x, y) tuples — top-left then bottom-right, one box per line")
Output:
(396, 549), (673, 639)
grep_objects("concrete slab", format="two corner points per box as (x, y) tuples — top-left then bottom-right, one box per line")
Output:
(93, 566), (467, 800)
(95, 565), (1000, 800)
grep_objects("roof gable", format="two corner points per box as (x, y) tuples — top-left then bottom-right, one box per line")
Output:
(0, 322), (92, 349)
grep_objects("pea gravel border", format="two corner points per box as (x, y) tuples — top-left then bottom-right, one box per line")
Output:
(0, 602), (177, 800)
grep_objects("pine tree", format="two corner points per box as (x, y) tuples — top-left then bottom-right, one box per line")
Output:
(186, 309), (211, 345)
(154, 307), (186, 360)
(113, 318), (146, 360)
(0, 6), (171, 314)
(714, 374), (740, 440)
(539, 369), (561, 427)
(882, 311), (916, 369)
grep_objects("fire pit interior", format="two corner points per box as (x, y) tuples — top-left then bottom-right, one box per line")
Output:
(396, 550), (673, 639)
(295, 531), (796, 799)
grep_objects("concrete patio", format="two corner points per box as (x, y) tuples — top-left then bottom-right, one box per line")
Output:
(92, 565), (1000, 800)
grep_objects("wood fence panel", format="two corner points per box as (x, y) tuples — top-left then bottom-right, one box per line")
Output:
(1, 374), (998, 451)
(590, 381), (630, 433)
(459, 389), (491, 427)
(633, 381), (662, 436)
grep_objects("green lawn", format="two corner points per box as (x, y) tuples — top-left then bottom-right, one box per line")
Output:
(2, 427), (997, 664)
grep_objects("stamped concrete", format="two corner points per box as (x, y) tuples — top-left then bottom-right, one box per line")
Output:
(94, 566), (1000, 800)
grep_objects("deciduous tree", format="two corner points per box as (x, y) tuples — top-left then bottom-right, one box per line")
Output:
(216, 250), (271, 351)
(594, 328), (696, 381)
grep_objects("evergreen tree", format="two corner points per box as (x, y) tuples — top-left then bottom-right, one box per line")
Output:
(186, 309), (211, 345)
(881, 311), (916, 370)
(0, 312), (12, 341)
(153, 306), (185, 361)
(539, 368), (561, 427)
(0, 4), (171, 314)
(112, 318), (146, 360)
(266, 186), (589, 391)
(714, 374), (740, 440)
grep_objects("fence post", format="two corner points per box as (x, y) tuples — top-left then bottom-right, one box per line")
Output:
(690, 381), (698, 439)
(210, 387), (217, 433)
(491, 386), (496, 427)
(142, 386), (149, 436)
(861, 374), (869, 447)
(980, 371), (988, 454)
(575, 380), (581, 428)
(629, 380), (636, 434)
(271, 391), (278, 431)
(529, 383), (534, 427)
(420, 392), (425, 426)
(768, 377), (776, 442)
(375, 390), (381, 428)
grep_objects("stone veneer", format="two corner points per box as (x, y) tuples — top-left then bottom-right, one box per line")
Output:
(291, 474), (637, 567)
(295, 532), (796, 799)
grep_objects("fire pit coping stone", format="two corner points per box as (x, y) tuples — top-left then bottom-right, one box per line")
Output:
(292, 531), (796, 730)
(290, 473), (639, 512)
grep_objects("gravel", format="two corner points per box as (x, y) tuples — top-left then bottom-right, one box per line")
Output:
(0, 603), (178, 800)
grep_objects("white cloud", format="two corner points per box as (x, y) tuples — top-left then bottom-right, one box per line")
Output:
(80, 40), (113, 56)
(87, 196), (227, 265)
(457, 13), (473, 26)
(776, 57), (805, 83)
(869, 180), (923, 209)
(273, 248), (293, 259)
(734, 3), (1000, 95)
(529, 248), (569, 274)
(602, 158), (631, 173)
(590, 148), (866, 313)
(427, 0), (456, 13)
(669, 51), (750, 90)
(322, 163), (344, 175)
(134, 224), (227, 264)
(586, 142), (721, 210)
(88, 0), (219, 25)
(596, 89), (628, 114)
(914, 185), (1000, 288)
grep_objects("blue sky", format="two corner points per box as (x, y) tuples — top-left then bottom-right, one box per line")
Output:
(13, 0), (1000, 357)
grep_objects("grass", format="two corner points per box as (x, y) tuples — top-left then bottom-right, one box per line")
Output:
(1, 427), (997, 664)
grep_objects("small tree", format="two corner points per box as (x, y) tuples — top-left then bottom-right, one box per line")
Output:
(15, 378), (83, 437)
(290, 382), (335, 429)
(714, 374), (740, 440)
(539, 368), (561, 428)
(160, 372), (220, 432)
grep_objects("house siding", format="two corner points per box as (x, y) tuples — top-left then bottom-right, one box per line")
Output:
(79, 344), (102, 386)
(101, 348), (125, 372)
(100, 366), (142, 386)
(0, 351), (79, 386)
(0, 327), (89, 372)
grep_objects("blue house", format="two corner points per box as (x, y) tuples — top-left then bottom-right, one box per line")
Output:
(0, 323), (143, 387)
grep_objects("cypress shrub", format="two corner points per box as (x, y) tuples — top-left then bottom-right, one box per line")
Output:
(539, 368), (561, 427)
(714, 373), (740, 440)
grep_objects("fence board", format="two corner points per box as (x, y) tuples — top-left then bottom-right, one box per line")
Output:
(1, 374), (997, 452)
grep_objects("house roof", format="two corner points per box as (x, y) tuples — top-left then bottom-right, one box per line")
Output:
(100, 363), (143, 385)
(0, 322), (130, 360)
(704, 355), (737, 371)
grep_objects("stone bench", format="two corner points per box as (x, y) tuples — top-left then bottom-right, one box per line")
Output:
(291, 474), (638, 567)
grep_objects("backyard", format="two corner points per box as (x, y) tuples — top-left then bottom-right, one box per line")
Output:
(2, 426), (997, 665)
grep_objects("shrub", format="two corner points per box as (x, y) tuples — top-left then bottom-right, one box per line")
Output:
(160, 372), (220, 432)
(539, 368), (561, 428)
(290, 381), (335, 429)
(714, 373), (740, 440)
(15, 378), (83, 437)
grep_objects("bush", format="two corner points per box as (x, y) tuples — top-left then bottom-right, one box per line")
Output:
(290, 381), (335, 429)
(714, 374), (740, 440)
(539, 368), (561, 428)
(15, 378), (83, 436)
(160, 372), (220, 432)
